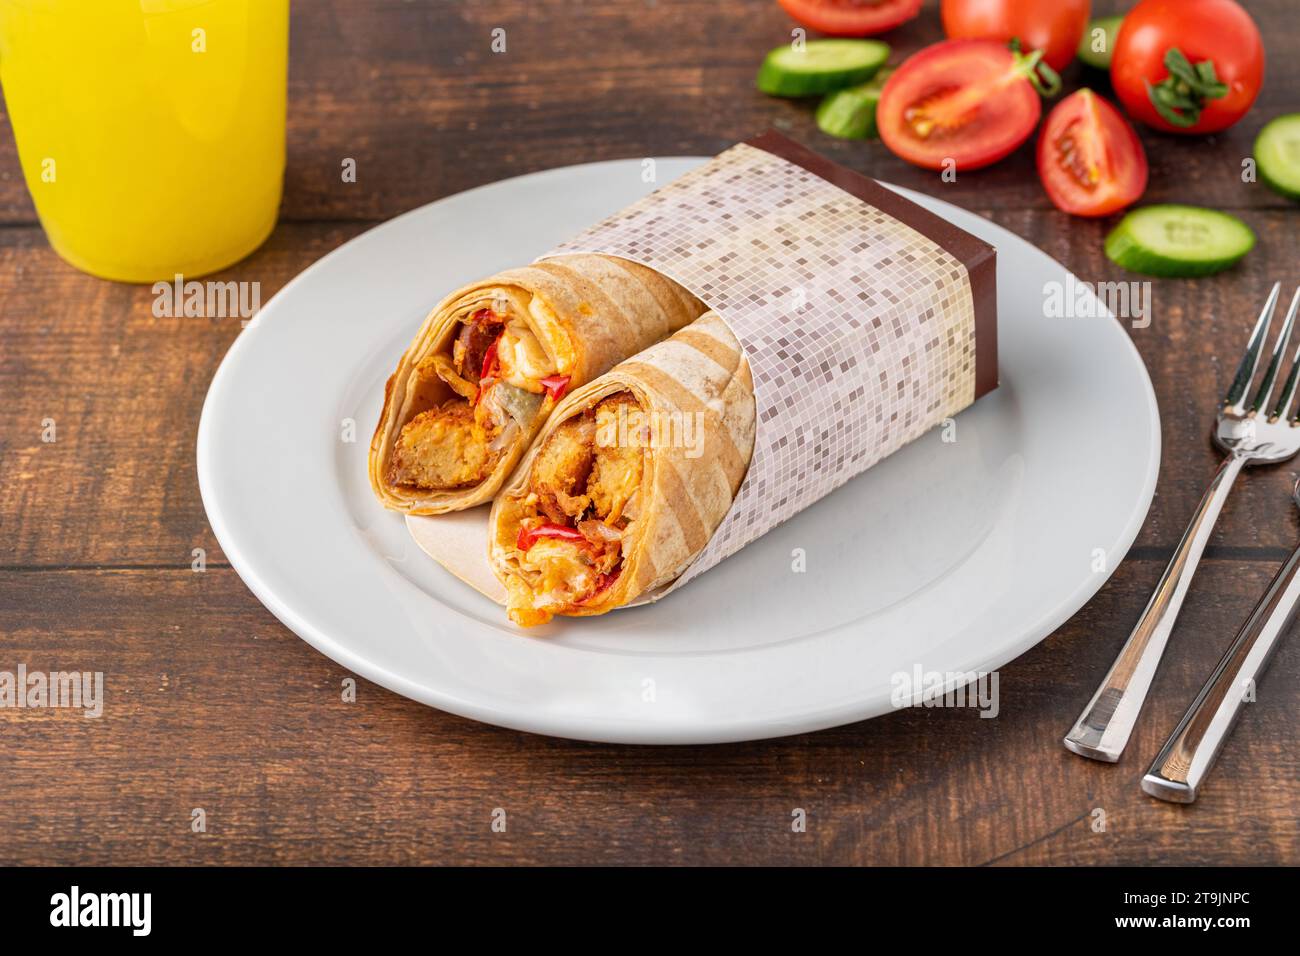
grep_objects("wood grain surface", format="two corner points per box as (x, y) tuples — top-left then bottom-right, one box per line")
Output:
(1, 0), (1296, 866)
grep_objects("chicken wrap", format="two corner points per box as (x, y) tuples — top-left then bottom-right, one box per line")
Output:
(489, 312), (756, 625)
(369, 254), (705, 514)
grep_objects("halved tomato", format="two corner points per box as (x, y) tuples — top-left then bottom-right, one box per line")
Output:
(877, 39), (1041, 171)
(1037, 89), (1148, 216)
(777, 0), (923, 37)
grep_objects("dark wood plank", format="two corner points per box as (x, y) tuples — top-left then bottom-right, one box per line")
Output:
(0, 562), (1295, 866)
(0, 223), (369, 568)
(1, 0), (1295, 226)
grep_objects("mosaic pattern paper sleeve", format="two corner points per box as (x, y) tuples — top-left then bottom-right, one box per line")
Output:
(542, 137), (996, 591)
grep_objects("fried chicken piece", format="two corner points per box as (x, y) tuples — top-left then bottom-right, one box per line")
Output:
(387, 401), (491, 490)
(532, 413), (596, 523)
(588, 394), (647, 523)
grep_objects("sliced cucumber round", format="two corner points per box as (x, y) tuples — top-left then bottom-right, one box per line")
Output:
(1077, 16), (1123, 71)
(815, 67), (893, 140)
(1105, 205), (1255, 277)
(1255, 113), (1300, 201)
(757, 39), (889, 98)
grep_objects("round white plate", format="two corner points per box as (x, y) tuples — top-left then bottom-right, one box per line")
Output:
(197, 158), (1160, 744)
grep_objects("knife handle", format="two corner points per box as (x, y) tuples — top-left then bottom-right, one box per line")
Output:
(1065, 452), (1247, 762)
(1142, 539), (1300, 803)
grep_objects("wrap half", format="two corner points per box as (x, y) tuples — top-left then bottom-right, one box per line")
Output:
(489, 313), (756, 626)
(369, 253), (705, 514)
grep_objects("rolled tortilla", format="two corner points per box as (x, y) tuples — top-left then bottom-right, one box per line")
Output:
(489, 312), (756, 626)
(369, 254), (705, 514)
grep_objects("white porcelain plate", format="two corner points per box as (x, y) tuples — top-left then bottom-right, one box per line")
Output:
(197, 158), (1160, 744)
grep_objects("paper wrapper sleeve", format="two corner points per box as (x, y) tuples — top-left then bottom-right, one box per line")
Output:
(533, 131), (997, 596)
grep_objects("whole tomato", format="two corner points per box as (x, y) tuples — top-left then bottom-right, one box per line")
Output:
(777, 0), (923, 36)
(941, 0), (1091, 72)
(1111, 0), (1264, 134)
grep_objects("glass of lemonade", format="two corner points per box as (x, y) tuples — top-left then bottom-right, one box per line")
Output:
(0, 0), (289, 282)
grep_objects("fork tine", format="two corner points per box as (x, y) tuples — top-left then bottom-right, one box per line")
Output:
(1274, 288), (1300, 421)
(1251, 284), (1300, 414)
(1225, 281), (1281, 410)
(1273, 348), (1300, 423)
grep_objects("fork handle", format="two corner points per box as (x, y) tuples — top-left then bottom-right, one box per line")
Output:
(1142, 537), (1300, 802)
(1064, 451), (1248, 762)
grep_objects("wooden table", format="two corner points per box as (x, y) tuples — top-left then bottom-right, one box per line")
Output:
(2, 0), (1296, 866)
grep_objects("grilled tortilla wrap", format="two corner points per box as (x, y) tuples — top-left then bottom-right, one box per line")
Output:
(369, 254), (705, 514)
(489, 312), (755, 626)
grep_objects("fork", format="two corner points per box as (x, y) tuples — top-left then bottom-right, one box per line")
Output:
(1141, 475), (1300, 801)
(1064, 282), (1300, 762)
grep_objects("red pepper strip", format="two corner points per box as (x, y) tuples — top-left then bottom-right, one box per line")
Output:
(471, 307), (500, 323)
(474, 333), (503, 406)
(516, 522), (585, 553)
(582, 568), (622, 605)
(480, 333), (502, 382)
(540, 374), (571, 402)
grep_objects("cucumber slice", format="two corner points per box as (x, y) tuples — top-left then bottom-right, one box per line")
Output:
(1255, 113), (1300, 201)
(1105, 205), (1255, 277)
(816, 68), (893, 139)
(757, 39), (889, 98)
(1077, 15), (1123, 71)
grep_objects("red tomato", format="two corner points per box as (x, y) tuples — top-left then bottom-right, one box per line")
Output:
(777, 0), (923, 37)
(877, 39), (1042, 172)
(1037, 89), (1148, 217)
(1111, 0), (1263, 134)
(940, 0), (1090, 72)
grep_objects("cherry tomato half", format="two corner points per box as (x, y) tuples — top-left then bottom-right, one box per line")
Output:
(1037, 89), (1148, 217)
(777, 0), (923, 37)
(1111, 0), (1263, 134)
(941, 0), (1090, 72)
(877, 38), (1041, 172)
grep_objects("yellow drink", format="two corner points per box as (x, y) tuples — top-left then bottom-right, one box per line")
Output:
(0, 0), (288, 282)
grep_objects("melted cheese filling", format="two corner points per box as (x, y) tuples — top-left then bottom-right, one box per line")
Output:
(522, 538), (600, 606)
(494, 297), (566, 393)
